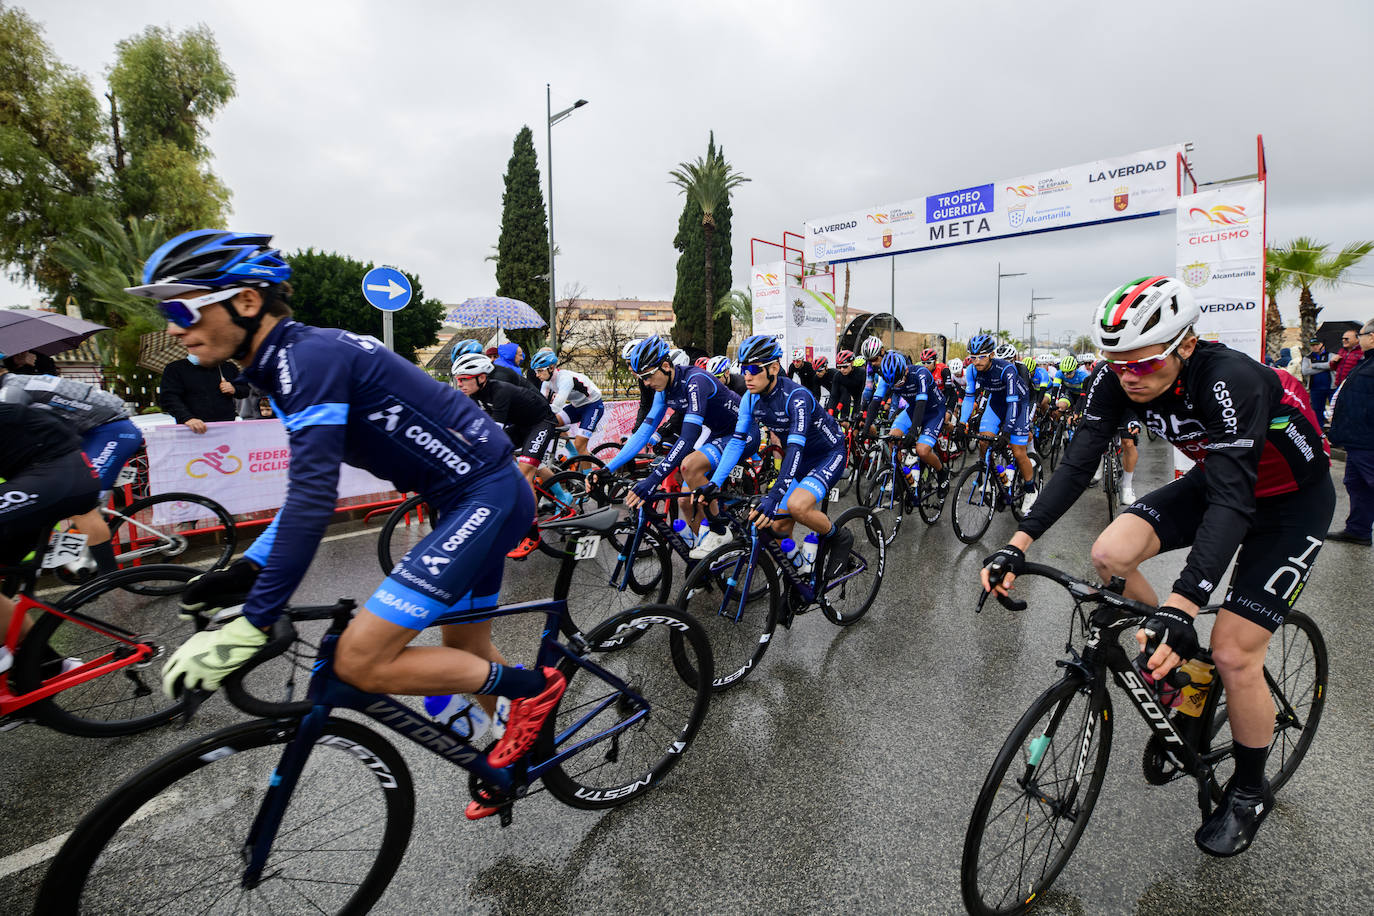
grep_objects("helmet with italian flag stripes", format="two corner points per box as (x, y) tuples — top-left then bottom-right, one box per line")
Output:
(1092, 276), (1199, 353)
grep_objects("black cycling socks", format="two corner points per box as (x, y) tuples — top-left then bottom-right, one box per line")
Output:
(1232, 741), (1268, 791)
(89, 541), (117, 574)
(475, 663), (546, 699)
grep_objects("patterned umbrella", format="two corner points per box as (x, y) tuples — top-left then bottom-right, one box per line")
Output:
(446, 297), (546, 330)
(0, 309), (108, 356)
(137, 331), (188, 373)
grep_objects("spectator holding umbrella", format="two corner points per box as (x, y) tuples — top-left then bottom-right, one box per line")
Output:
(159, 354), (247, 433)
(1326, 318), (1374, 545)
(3, 350), (59, 375)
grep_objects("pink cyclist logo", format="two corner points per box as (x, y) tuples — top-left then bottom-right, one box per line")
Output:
(186, 444), (243, 477)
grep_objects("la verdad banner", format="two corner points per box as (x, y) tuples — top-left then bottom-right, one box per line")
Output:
(1175, 181), (1266, 361)
(804, 143), (1186, 263)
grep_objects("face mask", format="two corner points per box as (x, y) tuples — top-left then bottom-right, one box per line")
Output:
(187, 353), (201, 366)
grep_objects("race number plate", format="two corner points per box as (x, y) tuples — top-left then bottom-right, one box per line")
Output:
(728, 466), (744, 481)
(573, 535), (602, 561)
(114, 464), (139, 487)
(43, 531), (89, 569)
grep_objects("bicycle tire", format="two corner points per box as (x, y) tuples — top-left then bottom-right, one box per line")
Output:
(12, 565), (198, 737)
(1009, 454), (1041, 524)
(557, 453), (606, 474)
(917, 465), (944, 525)
(675, 540), (779, 690)
(376, 493), (436, 574)
(864, 466), (903, 547)
(961, 677), (1113, 916)
(1103, 453), (1119, 521)
(95, 492), (237, 594)
(818, 506), (885, 626)
(541, 604), (713, 809)
(37, 716), (414, 915)
(952, 465), (994, 545)
(535, 470), (610, 559)
(1204, 609), (1328, 794)
(553, 517), (673, 629)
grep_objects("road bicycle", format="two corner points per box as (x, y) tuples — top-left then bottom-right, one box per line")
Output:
(37, 538), (714, 914)
(960, 562), (1326, 915)
(863, 434), (950, 545)
(1099, 431), (1125, 521)
(2, 542), (198, 736)
(951, 434), (1041, 545)
(676, 497), (885, 690)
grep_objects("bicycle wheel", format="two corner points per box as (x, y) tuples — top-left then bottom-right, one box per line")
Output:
(107, 492), (237, 584)
(541, 604), (713, 809)
(1009, 454), (1041, 524)
(552, 517), (673, 632)
(558, 453), (605, 474)
(535, 470), (609, 559)
(818, 506), (885, 626)
(917, 465), (944, 525)
(1103, 453), (1119, 521)
(952, 465), (994, 545)
(1046, 420), (1065, 471)
(961, 677), (1113, 916)
(675, 541), (779, 689)
(12, 565), (198, 737)
(37, 716), (414, 915)
(864, 466), (902, 547)
(376, 494), (436, 573)
(1204, 610), (1327, 793)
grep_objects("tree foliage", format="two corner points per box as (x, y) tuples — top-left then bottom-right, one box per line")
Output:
(493, 126), (551, 356)
(1268, 236), (1374, 344)
(668, 132), (748, 354)
(285, 249), (445, 363)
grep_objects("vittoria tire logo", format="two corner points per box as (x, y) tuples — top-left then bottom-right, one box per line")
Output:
(1181, 262), (1211, 288)
(1189, 204), (1248, 226)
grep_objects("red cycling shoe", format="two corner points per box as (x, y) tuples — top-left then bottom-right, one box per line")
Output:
(486, 666), (567, 769)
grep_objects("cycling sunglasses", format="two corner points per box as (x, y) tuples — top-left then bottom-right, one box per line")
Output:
(632, 365), (665, 381)
(1104, 333), (1188, 377)
(158, 287), (246, 329)
(740, 362), (774, 377)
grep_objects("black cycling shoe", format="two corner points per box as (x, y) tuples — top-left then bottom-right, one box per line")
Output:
(822, 526), (854, 583)
(1195, 778), (1274, 857)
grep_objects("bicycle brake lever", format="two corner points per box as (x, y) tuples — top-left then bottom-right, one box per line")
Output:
(176, 687), (213, 729)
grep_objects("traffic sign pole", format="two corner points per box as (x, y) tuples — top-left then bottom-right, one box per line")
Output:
(360, 266), (412, 352)
(383, 311), (394, 350)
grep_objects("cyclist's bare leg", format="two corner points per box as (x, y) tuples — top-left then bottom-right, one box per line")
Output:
(70, 507), (112, 547)
(784, 487), (830, 539)
(335, 609), (496, 696)
(914, 441), (944, 473)
(572, 434), (590, 456)
(1010, 442), (1033, 483)
(1208, 610), (1275, 747)
(1122, 437), (1139, 474)
(441, 620), (507, 716)
(0, 593), (30, 643)
(517, 459), (539, 494)
(1089, 513), (1162, 605)
(678, 450), (713, 529)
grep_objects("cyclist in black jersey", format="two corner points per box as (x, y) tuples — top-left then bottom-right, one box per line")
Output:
(830, 350), (868, 422)
(982, 276), (1333, 858)
(452, 353), (561, 494)
(451, 338), (535, 392)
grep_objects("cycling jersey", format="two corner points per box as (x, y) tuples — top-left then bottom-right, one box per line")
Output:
(711, 375), (844, 502)
(0, 403), (101, 565)
(723, 372), (747, 397)
(786, 361), (820, 399)
(468, 377), (557, 439)
(607, 366), (750, 484)
(960, 358), (1029, 430)
(541, 368), (602, 412)
(1021, 342), (1330, 607)
(1059, 367), (1090, 395)
(865, 366), (947, 447)
(489, 363), (538, 392)
(830, 368), (868, 417)
(237, 320), (514, 628)
(1030, 366), (1053, 393)
(0, 372), (128, 433)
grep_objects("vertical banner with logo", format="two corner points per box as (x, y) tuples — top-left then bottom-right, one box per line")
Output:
(750, 262), (836, 363)
(750, 261), (788, 342)
(1175, 181), (1266, 360)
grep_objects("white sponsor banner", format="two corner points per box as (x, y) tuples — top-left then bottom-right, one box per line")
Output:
(145, 420), (393, 524)
(1175, 181), (1266, 360)
(805, 143), (1186, 262)
(749, 260), (836, 364)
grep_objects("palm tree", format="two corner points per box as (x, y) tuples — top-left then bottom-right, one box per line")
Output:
(669, 132), (749, 354)
(839, 263), (852, 349)
(1268, 236), (1374, 343)
(715, 288), (752, 337)
(1263, 257), (1292, 361)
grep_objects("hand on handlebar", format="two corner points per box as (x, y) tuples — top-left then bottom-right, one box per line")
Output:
(980, 544), (1026, 598)
(1134, 606), (1199, 679)
(691, 482), (720, 510)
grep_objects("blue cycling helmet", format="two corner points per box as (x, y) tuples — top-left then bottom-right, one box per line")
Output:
(450, 339), (482, 362)
(968, 334), (995, 356)
(736, 334), (785, 366)
(126, 230), (291, 298)
(628, 336), (672, 374)
(529, 349), (559, 371)
(879, 351), (909, 383)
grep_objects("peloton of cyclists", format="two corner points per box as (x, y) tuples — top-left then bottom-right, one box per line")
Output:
(862, 351), (951, 500)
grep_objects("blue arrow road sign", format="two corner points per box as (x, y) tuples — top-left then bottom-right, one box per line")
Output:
(361, 266), (412, 312)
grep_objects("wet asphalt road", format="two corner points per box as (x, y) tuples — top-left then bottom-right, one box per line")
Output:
(3, 437), (1373, 915)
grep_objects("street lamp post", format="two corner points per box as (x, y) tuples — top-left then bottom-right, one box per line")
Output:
(1027, 289), (1054, 355)
(996, 261), (1027, 336)
(546, 85), (588, 350)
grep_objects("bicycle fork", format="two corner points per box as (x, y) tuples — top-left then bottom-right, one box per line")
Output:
(241, 708), (332, 886)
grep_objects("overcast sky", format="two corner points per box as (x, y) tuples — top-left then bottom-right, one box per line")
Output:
(8, 0), (1373, 344)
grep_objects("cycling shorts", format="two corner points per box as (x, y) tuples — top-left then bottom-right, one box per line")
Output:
(560, 400), (605, 437)
(891, 401), (945, 448)
(781, 445), (847, 506)
(364, 463), (536, 629)
(699, 426), (761, 475)
(1123, 469), (1335, 632)
(81, 419), (144, 490)
(0, 450), (102, 566)
(513, 419), (558, 467)
(977, 402), (1030, 446)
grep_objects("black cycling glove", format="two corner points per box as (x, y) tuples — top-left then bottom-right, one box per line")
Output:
(982, 544), (1026, 589)
(179, 558), (260, 617)
(1141, 607), (1199, 662)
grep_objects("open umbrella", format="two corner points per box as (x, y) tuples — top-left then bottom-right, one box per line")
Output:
(446, 297), (546, 331)
(0, 309), (108, 356)
(138, 331), (188, 373)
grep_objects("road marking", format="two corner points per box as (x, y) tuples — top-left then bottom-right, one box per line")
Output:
(0, 790), (182, 880)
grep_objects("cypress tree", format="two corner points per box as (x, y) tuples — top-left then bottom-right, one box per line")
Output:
(494, 126), (551, 355)
(670, 189), (734, 353)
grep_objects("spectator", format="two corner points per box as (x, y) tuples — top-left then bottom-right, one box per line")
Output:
(1301, 336), (1335, 424)
(495, 342), (523, 374)
(1274, 347), (1292, 368)
(159, 355), (247, 433)
(3, 350), (58, 375)
(1332, 327), (1365, 391)
(1326, 318), (1374, 545)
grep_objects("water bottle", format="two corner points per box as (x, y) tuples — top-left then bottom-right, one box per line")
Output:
(422, 693), (491, 741)
(800, 532), (820, 573)
(697, 519), (712, 544)
(1172, 659), (1216, 719)
(997, 463), (1015, 489)
(672, 518), (695, 547)
(780, 538), (806, 573)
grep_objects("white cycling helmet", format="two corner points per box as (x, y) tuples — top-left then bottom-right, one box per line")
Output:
(859, 336), (883, 359)
(706, 355), (731, 376)
(994, 343), (1018, 361)
(1092, 276), (1200, 353)
(948, 357), (964, 375)
(451, 353), (494, 377)
(621, 338), (644, 361)
(669, 348), (689, 367)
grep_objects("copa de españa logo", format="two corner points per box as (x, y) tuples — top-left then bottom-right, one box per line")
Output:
(187, 444), (242, 478)
(867, 212), (890, 224)
(1004, 184), (1036, 199)
(753, 270), (780, 287)
(1189, 204), (1248, 226)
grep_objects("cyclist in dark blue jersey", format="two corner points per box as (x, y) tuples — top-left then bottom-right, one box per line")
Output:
(958, 334), (1038, 510)
(698, 334), (852, 575)
(129, 231), (564, 792)
(862, 351), (950, 494)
